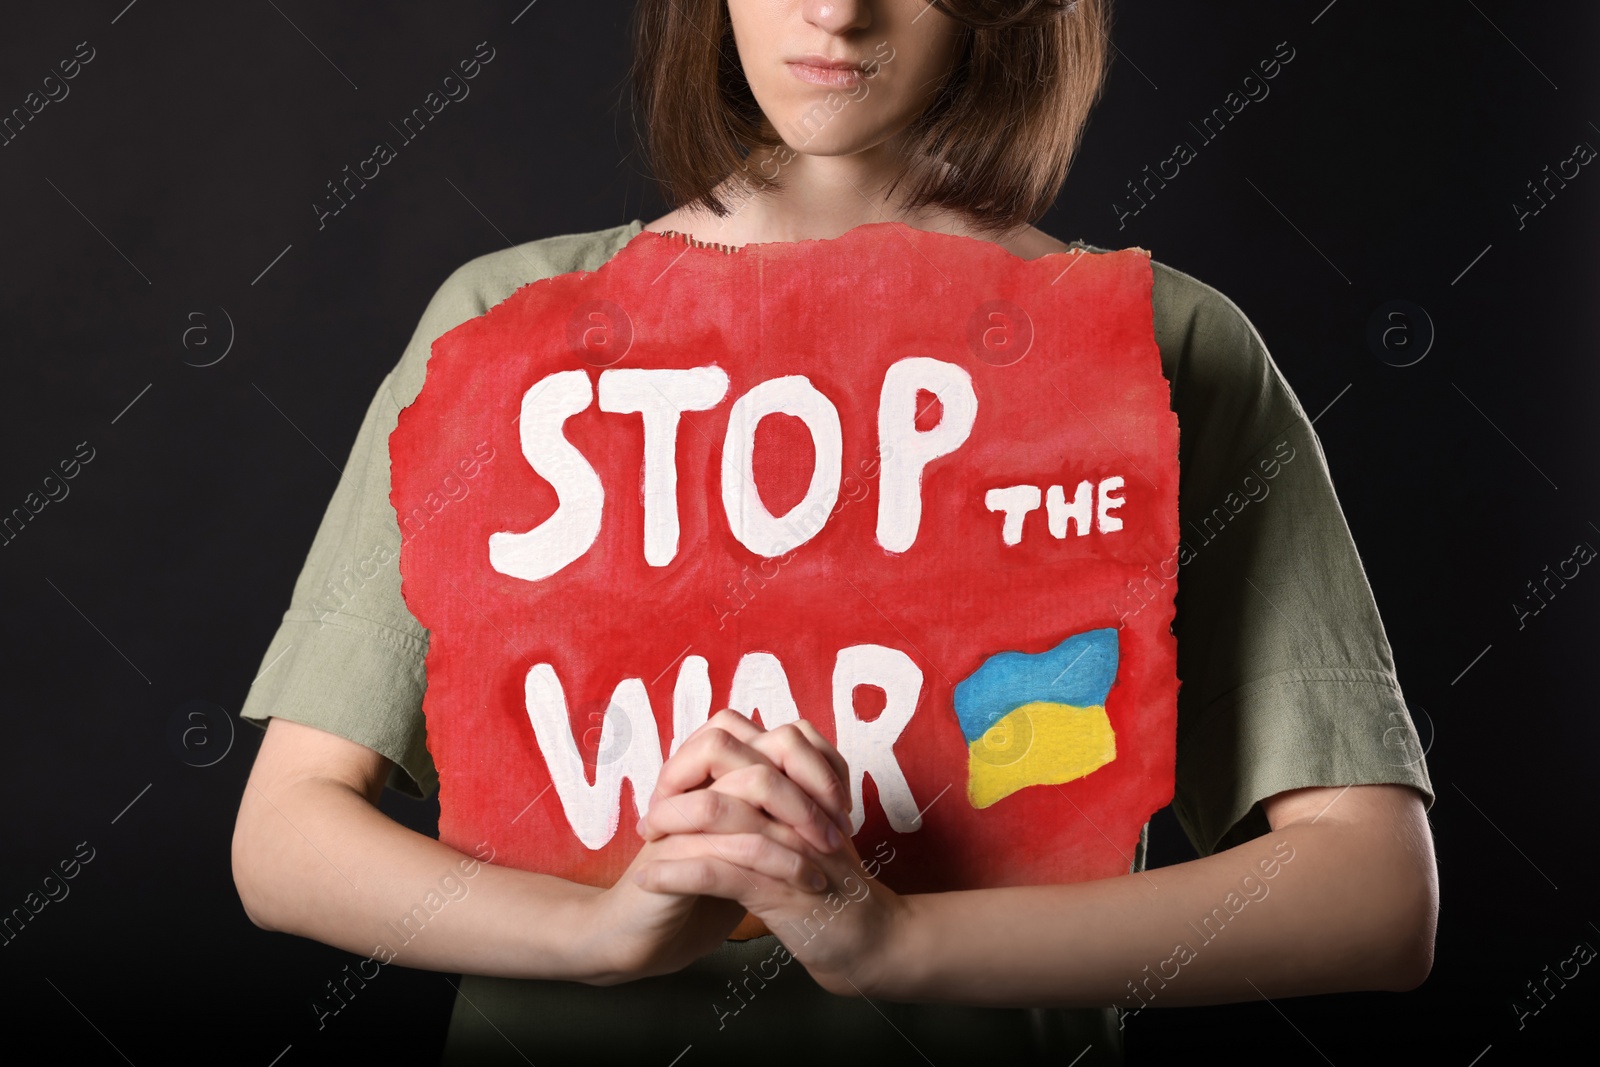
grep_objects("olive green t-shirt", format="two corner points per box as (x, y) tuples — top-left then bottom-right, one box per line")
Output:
(239, 219), (1434, 1065)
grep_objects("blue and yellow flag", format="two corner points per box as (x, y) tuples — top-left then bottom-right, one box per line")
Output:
(953, 629), (1119, 808)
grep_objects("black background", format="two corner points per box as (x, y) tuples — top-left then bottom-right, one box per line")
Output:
(1, 2), (1595, 1064)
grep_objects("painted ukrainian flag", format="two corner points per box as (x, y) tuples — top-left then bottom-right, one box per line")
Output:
(953, 628), (1119, 809)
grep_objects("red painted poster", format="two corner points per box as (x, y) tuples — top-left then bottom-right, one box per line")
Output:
(391, 223), (1179, 900)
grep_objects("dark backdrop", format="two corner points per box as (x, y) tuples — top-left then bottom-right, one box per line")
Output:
(2, 2), (1594, 1064)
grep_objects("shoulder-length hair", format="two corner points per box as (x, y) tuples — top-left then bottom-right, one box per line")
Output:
(630, 0), (1112, 235)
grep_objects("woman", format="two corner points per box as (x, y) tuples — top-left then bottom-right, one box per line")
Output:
(232, 1), (1437, 1062)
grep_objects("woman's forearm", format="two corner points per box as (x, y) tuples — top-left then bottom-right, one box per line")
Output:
(232, 756), (608, 982)
(861, 785), (1437, 1011)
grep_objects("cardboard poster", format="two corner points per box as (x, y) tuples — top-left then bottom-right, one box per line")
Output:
(391, 223), (1179, 899)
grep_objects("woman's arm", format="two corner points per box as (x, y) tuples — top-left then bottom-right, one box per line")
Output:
(231, 717), (811, 984)
(860, 783), (1437, 1008)
(232, 717), (606, 980)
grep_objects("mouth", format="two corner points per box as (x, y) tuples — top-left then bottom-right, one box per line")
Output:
(786, 54), (868, 89)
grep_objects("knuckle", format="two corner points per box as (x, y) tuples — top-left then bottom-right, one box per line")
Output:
(711, 708), (751, 730)
(772, 722), (804, 746)
(797, 719), (837, 754)
(697, 788), (726, 825)
(732, 833), (766, 864)
(750, 765), (783, 795)
(758, 836), (798, 876)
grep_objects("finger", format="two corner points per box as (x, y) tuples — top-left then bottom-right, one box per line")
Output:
(706, 762), (845, 854)
(752, 722), (853, 833)
(653, 719), (774, 802)
(633, 831), (825, 895)
(637, 786), (809, 854)
(787, 719), (852, 813)
(683, 708), (765, 752)
(634, 833), (827, 895)
(705, 707), (764, 738)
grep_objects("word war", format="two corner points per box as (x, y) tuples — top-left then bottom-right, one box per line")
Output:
(529, 644), (923, 849)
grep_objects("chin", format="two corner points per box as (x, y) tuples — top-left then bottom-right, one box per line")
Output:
(773, 122), (897, 160)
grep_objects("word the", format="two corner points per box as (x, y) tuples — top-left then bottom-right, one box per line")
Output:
(1, 841), (95, 947)
(1512, 539), (1595, 630)
(491, 359), (980, 581)
(314, 42), (496, 230)
(714, 840), (897, 1030)
(1513, 140), (1595, 230)
(1, 440), (95, 548)
(1512, 939), (1594, 1029)
(985, 477), (1125, 546)
(1111, 439), (1296, 624)
(711, 448), (893, 629)
(528, 645), (925, 848)
(314, 442), (495, 625)
(312, 841), (494, 1029)
(1116, 839), (1295, 1028)
(1, 40), (95, 148)
(1114, 41), (1297, 230)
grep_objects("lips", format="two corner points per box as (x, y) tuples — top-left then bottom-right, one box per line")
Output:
(790, 53), (863, 70)
(786, 55), (869, 88)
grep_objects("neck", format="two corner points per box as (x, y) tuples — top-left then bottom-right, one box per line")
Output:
(693, 140), (981, 247)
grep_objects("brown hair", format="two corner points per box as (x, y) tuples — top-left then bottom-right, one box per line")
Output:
(630, 0), (1112, 235)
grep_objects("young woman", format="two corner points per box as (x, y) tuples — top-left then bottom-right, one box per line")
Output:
(232, 1), (1437, 1062)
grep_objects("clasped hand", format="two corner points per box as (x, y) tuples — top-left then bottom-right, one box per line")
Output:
(601, 709), (906, 997)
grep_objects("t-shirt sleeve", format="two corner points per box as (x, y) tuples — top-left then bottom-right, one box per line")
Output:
(1153, 261), (1435, 856)
(237, 223), (644, 797)
(237, 265), (492, 798)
